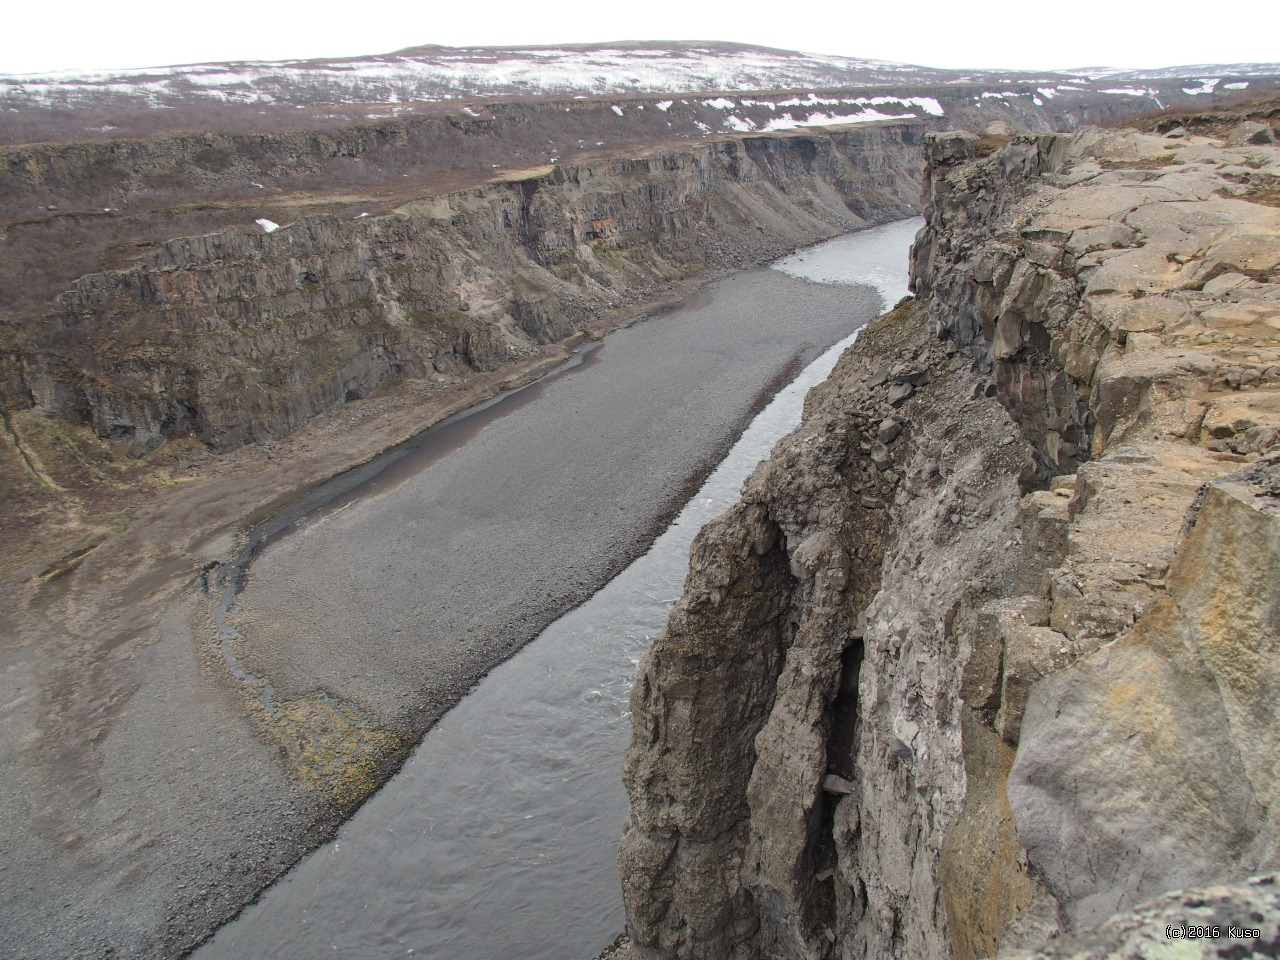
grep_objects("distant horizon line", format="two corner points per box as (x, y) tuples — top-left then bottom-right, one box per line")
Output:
(4, 39), (1279, 81)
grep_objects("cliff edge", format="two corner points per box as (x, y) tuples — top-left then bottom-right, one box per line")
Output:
(2, 126), (921, 456)
(620, 111), (1280, 958)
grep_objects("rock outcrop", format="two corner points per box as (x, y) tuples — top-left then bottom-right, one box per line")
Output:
(2, 125), (922, 454)
(1003, 874), (1280, 960)
(620, 115), (1280, 959)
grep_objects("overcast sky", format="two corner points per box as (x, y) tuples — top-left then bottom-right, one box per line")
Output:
(4, 0), (1275, 75)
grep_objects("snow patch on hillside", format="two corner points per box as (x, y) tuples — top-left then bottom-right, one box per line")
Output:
(1182, 78), (1220, 95)
(763, 108), (914, 131)
(3, 44), (1275, 115)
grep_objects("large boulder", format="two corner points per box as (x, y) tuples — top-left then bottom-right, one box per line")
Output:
(1227, 121), (1278, 147)
(1008, 456), (1280, 929)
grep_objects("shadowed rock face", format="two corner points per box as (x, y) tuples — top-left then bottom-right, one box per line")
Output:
(620, 115), (1280, 959)
(3, 126), (924, 455)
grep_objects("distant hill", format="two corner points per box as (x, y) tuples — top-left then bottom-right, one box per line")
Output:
(4, 40), (1278, 112)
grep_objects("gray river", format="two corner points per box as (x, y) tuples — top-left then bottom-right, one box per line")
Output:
(194, 218), (921, 960)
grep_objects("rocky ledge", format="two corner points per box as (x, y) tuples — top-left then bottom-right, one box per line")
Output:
(619, 114), (1280, 959)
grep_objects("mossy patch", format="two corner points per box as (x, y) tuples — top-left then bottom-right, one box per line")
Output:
(1235, 183), (1280, 208)
(268, 691), (407, 808)
(856, 297), (924, 355)
(974, 134), (1012, 158)
(34, 540), (104, 582)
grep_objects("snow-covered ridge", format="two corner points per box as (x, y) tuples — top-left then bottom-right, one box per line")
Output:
(0, 44), (957, 108)
(4, 41), (1275, 111)
(1096, 62), (1280, 80)
(1059, 63), (1280, 81)
(686, 92), (944, 133)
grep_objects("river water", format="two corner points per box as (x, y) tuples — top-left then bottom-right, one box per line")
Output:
(194, 217), (921, 960)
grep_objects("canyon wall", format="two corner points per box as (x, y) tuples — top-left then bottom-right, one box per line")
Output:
(2, 125), (923, 453)
(1, 91), (1052, 322)
(620, 118), (1280, 958)
(1, 85), (1196, 462)
(0, 85), (1168, 193)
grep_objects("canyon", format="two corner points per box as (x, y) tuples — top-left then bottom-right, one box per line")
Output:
(4, 79), (1263, 587)
(5, 126), (922, 456)
(619, 106), (1280, 958)
(2, 40), (1279, 960)
(1, 113), (926, 960)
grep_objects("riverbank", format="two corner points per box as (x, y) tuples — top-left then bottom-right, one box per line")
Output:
(189, 219), (918, 960)
(0, 230), (891, 958)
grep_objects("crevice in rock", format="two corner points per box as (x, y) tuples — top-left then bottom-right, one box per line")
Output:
(624, 116), (1280, 960)
(826, 637), (865, 783)
(0, 405), (55, 488)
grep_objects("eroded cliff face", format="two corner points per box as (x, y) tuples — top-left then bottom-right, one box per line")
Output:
(620, 117), (1280, 959)
(0, 87), (1174, 332)
(2, 125), (922, 454)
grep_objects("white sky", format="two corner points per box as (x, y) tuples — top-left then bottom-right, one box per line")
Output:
(3, 0), (1276, 75)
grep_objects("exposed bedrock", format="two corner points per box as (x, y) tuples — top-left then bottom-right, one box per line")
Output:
(2, 125), (922, 454)
(1003, 874), (1280, 960)
(620, 118), (1280, 959)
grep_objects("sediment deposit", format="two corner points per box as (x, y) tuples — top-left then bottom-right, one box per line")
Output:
(620, 114), (1280, 958)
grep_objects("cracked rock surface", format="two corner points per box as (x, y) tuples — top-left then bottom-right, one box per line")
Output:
(620, 115), (1280, 959)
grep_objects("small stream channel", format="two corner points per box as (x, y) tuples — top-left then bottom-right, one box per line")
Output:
(194, 218), (922, 960)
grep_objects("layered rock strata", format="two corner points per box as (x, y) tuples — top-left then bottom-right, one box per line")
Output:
(620, 119), (1280, 958)
(3, 75), (1212, 462)
(3, 125), (921, 454)
(0, 87), (1178, 334)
